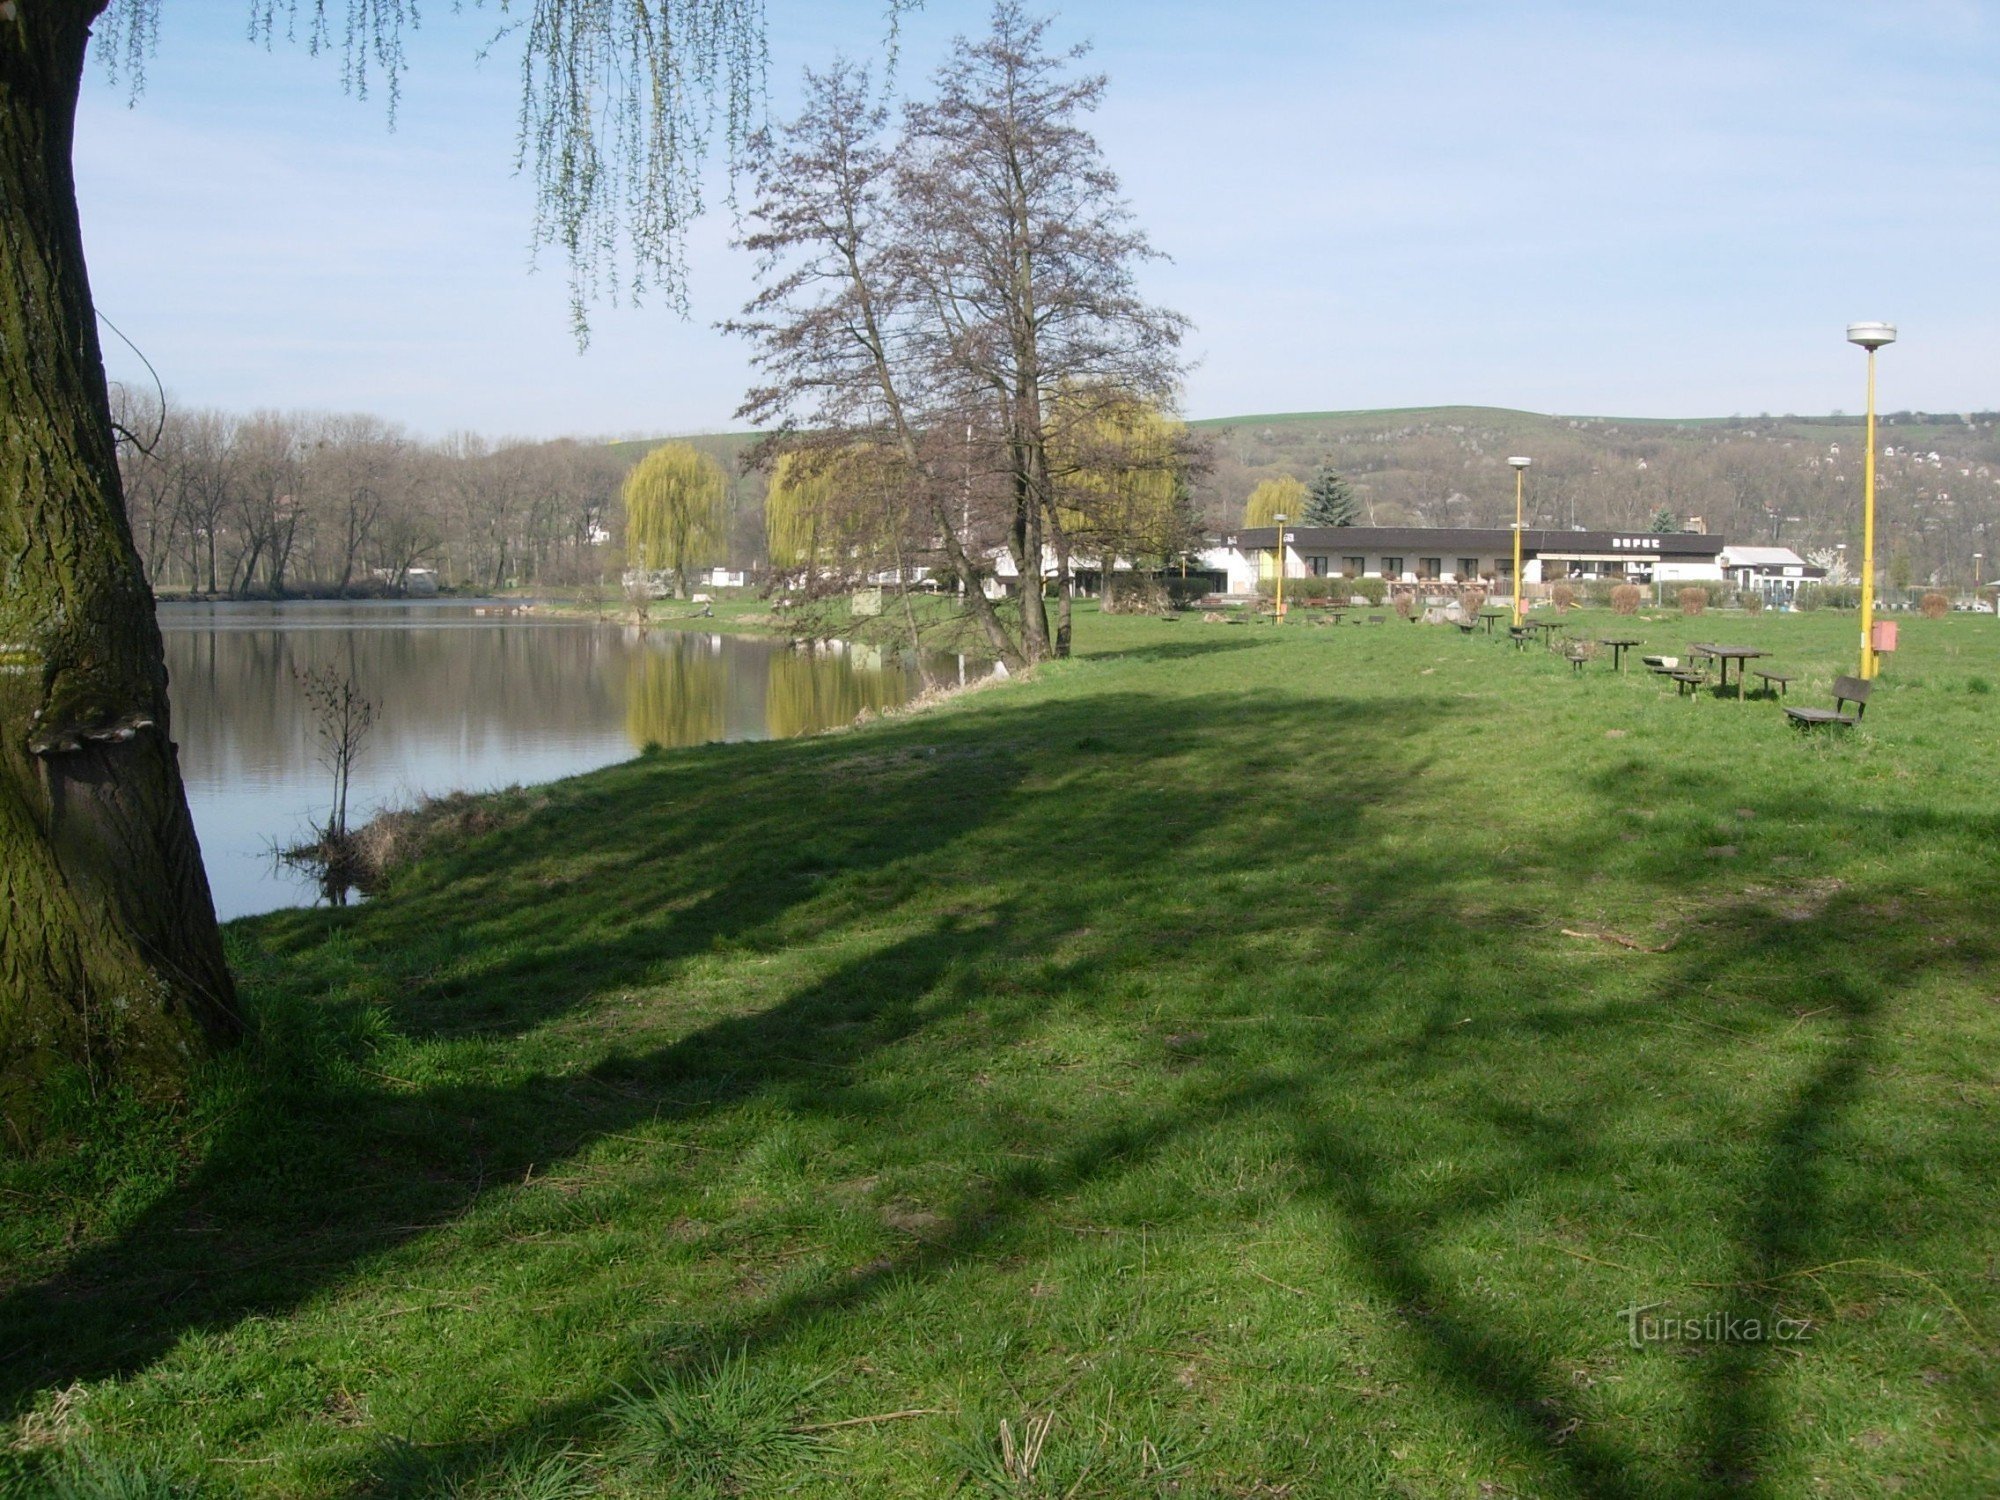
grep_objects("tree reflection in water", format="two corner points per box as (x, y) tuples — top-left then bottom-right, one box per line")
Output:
(765, 641), (904, 741)
(623, 633), (728, 750)
(158, 603), (981, 918)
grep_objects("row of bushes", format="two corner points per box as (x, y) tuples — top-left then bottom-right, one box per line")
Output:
(1794, 583), (1862, 611)
(1253, 576), (1392, 605)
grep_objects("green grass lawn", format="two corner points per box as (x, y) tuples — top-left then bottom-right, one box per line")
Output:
(6, 606), (2000, 1498)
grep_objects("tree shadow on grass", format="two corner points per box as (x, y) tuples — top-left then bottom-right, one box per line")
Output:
(0, 687), (1443, 1427)
(1078, 634), (1269, 665)
(307, 810), (1999, 1498)
(1281, 861), (1997, 1499)
(5, 671), (1996, 1497)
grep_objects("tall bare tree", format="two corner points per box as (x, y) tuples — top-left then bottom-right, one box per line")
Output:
(733, 58), (1027, 666)
(897, 3), (1189, 658)
(734, 8), (1189, 663)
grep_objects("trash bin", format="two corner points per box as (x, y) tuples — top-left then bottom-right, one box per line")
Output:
(1871, 620), (1898, 653)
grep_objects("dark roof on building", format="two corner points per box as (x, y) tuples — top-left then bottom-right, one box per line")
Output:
(1222, 525), (1726, 558)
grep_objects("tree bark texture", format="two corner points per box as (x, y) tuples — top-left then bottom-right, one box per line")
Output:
(0, 4), (241, 1146)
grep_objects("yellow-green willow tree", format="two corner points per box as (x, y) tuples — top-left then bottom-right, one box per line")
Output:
(625, 444), (728, 600)
(1244, 476), (1308, 528)
(764, 452), (828, 576)
(763, 452), (839, 576)
(1052, 396), (1195, 614)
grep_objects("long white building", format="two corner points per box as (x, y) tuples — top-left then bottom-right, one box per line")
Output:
(1197, 525), (1729, 596)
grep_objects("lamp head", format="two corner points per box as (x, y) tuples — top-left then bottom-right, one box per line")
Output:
(1507, 456), (1532, 470)
(1846, 321), (1897, 350)
(1273, 512), (1287, 524)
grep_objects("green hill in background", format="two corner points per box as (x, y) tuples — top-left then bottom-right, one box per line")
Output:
(609, 403), (1999, 571)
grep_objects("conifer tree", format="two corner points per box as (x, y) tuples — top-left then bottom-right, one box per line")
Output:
(1303, 466), (1359, 527)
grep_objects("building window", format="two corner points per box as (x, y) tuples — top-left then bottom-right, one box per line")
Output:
(1493, 557), (1514, 578)
(1308, 554), (1328, 577)
(1457, 557), (1479, 580)
(1382, 557), (1404, 578)
(1418, 557), (1442, 580)
(1343, 556), (1365, 578)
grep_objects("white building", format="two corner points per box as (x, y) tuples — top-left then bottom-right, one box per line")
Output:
(1198, 526), (1728, 598)
(1716, 545), (1823, 606)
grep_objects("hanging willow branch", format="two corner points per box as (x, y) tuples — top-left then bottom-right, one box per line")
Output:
(94, 0), (833, 338)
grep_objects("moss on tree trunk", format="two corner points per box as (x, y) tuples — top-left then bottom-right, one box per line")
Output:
(0, 3), (241, 1147)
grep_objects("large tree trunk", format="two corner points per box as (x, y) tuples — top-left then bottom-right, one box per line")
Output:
(0, 5), (241, 1147)
(1011, 434), (1050, 660)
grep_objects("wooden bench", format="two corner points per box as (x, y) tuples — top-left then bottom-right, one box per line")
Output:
(1563, 645), (1591, 674)
(1786, 675), (1872, 728)
(1753, 670), (1794, 697)
(1509, 627), (1533, 651)
(1367, 614), (1386, 626)
(1669, 668), (1709, 696)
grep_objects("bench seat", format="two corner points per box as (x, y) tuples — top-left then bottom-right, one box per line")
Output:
(1786, 674), (1871, 729)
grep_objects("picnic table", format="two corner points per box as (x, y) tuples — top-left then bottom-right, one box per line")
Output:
(1598, 637), (1642, 672)
(1690, 644), (1771, 699)
(1478, 609), (1508, 635)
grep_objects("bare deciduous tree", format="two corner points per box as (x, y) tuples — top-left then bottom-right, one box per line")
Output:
(733, 6), (1191, 664)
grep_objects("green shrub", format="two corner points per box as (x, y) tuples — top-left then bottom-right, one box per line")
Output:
(1254, 576), (1338, 603)
(1261, 575), (1384, 605)
(1796, 583), (1861, 611)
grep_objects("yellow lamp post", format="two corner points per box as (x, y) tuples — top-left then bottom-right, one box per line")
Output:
(1273, 512), (1289, 622)
(1847, 322), (1896, 678)
(1507, 456), (1531, 626)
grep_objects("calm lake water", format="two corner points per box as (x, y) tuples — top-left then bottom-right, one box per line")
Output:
(160, 601), (975, 920)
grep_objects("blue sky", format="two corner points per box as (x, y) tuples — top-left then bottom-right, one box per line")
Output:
(75, 1), (1999, 437)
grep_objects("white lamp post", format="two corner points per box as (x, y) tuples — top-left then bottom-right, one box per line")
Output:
(1507, 457), (1531, 626)
(1847, 322), (1896, 677)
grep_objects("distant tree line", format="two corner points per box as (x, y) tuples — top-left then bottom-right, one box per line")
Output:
(112, 390), (630, 597)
